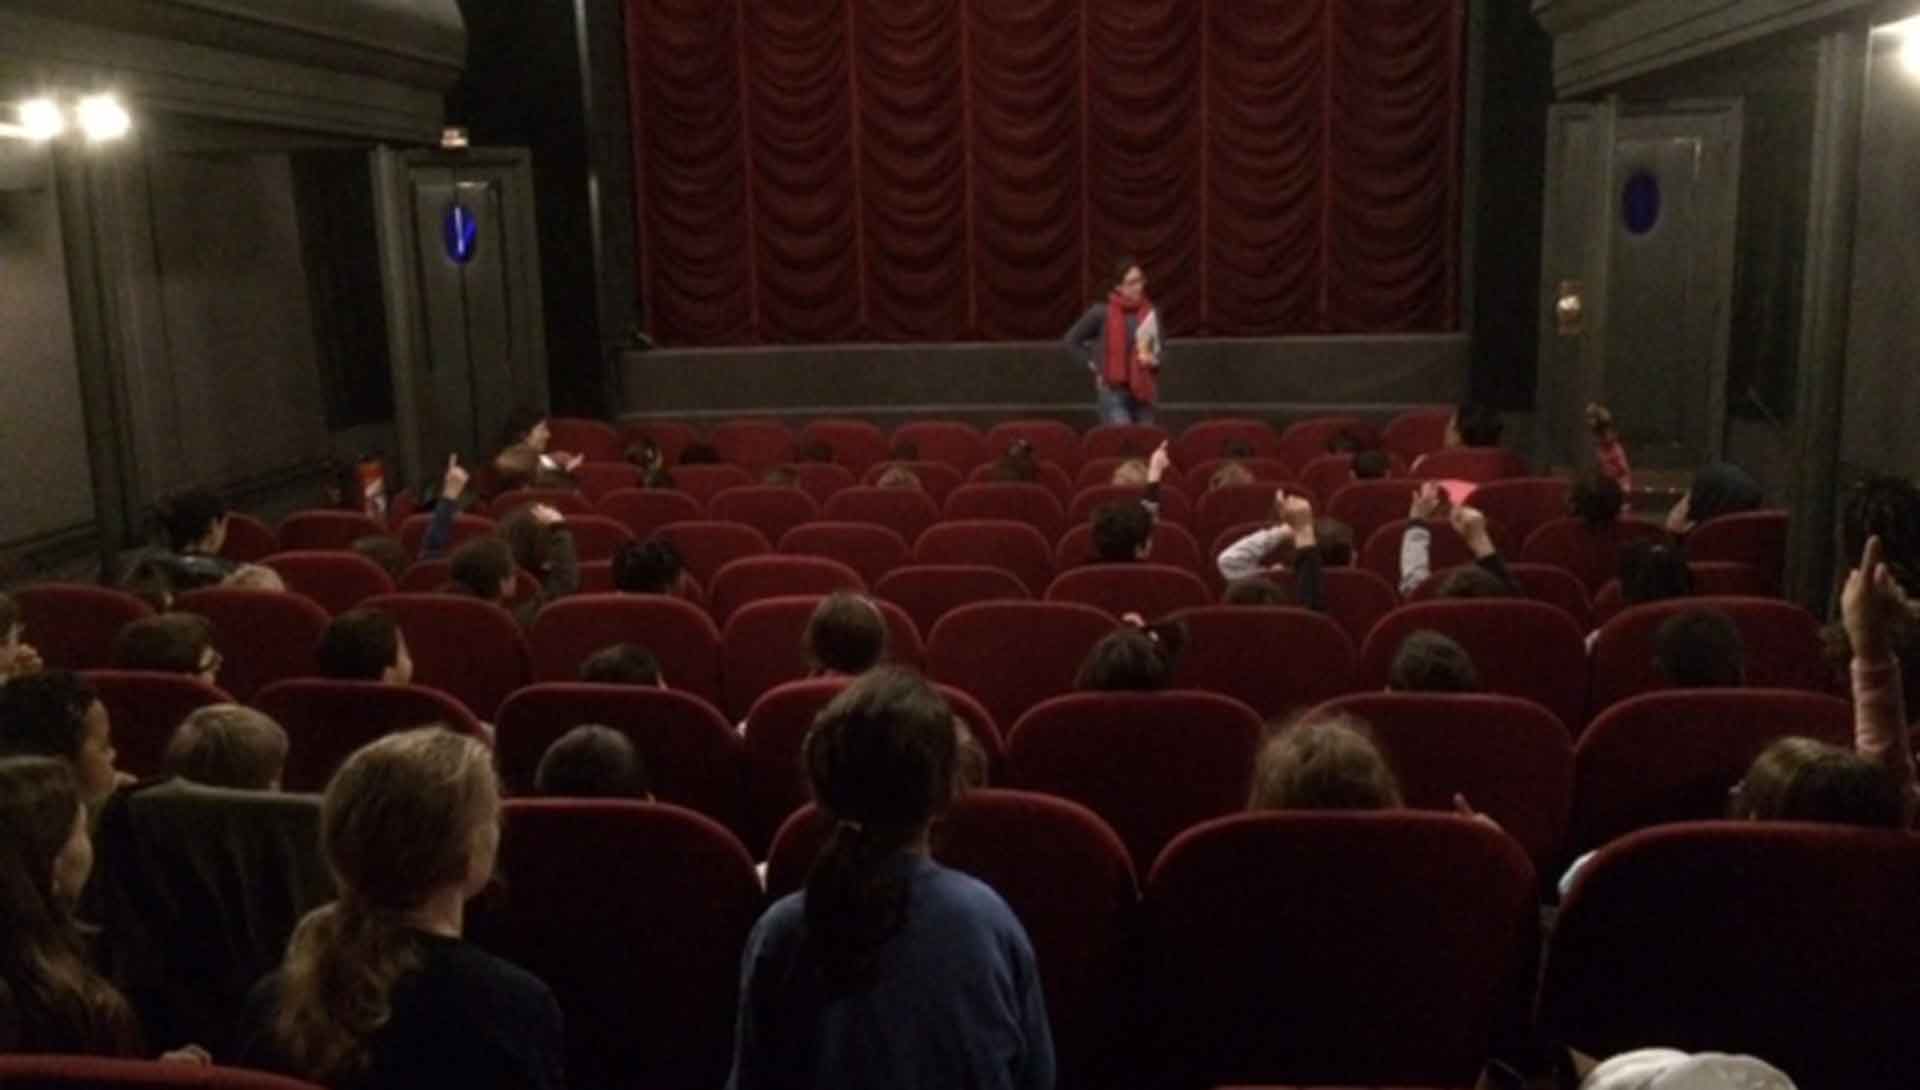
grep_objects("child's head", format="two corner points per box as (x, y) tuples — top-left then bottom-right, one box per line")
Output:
(875, 465), (922, 491)
(612, 538), (685, 596)
(1074, 622), (1187, 692)
(1248, 714), (1402, 812)
(350, 536), (410, 582)
(154, 487), (230, 554)
(1570, 472), (1625, 528)
(1620, 542), (1692, 606)
(1351, 450), (1391, 480)
(1388, 630), (1479, 693)
(1223, 577), (1290, 607)
(497, 508), (565, 575)
(315, 609), (412, 685)
(762, 466), (800, 488)
(1840, 473), (1920, 594)
(579, 643), (664, 687)
(110, 613), (220, 684)
(534, 725), (651, 800)
(1436, 566), (1513, 599)
(1447, 402), (1505, 448)
(1091, 500), (1155, 562)
(804, 593), (888, 676)
(449, 538), (516, 603)
(986, 440), (1037, 483)
(1654, 608), (1745, 687)
(164, 705), (288, 791)
(0, 671), (117, 806)
(500, 406), (549, 451)
(1315, 517), (1355, 567)
(1208, 462), (1254, 491)
(1110, 459), (1150, 486)
(222, 564), (286, 592)
(1731, 737), (1905, 828)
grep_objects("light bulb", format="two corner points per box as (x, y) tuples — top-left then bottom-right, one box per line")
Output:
(17, 98), (64, 142)
(75, 95), (130, 143)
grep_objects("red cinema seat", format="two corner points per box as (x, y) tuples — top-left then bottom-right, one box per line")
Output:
(783, 461), (859, 506)
(1146, 812), (1537, 1088)
(1082, 424), (1170, 463)
(1328, 479), (1427, 549)
(1382, 405), (1455, 464)
(1316, 691), (1574, 873)
(708, 418), (795, 473)
(528, 594), (722, 704)
(621, 419), (699, 465)
(1466, 477), (1572, 553)
(1045, 564), (1210, 621)
(1357, 599), (1590, 730)
(707, 555), (865, 624)
(1591, 560), (1780, 627)
(596, 488), (703, 540)
(1542, 823), (1920, 1090)
(490, 488), (593, 519)
(1174, 418), (1283, 465)
(944, 483), (1068, 543)
(0, 1056), (324, 1089)
(217, 514), (278, 564)
(1568, 689), (1853, 856)
(873, 565), (1031, 637)
(718, 595), (923, 721)
(1407, 560), (1593, 629)
(1586, 596), (1829, 718)
(654, 521), (771, 586)
(545, 417), (624, 462)
(860, 460), (963, 503)
(397, 561), (539, 604)
(970, 460), (1076, 504)
(927, 601), (1115, 730)
(1297, 452), (1408, 510)
(1520, 517), (1671, 593)
(469, 801), (762, 1090)
(706, 486), (820, 547)
(1359, 518), (1502, 590)
(571, 461), (642, 502)
(277, 510), (387, 553)
(81, 670), (234, 779)
(661, 463), (755, 507)
(360, 593), (531, 719)
(1217, 566), (1399, 650)
(891, 421), (990, 473)
(1068, 484), (1193, 530)
(261, 551), (395, 615)
(778, 522), (910, 585)
(1685, 509), (1789, 592)
(172, 588), (329, 703)
(1277, 415), (1368, 471)
(1412, 446), (1530, 483)
(1056, 521), (1204, 578)
(558, 515), (635, 563)
(824, 486), (943, 546)
(1196, 483), (1290, 549)
(915, 520), (1055, 597)
(1167, 607), (1356, 719)
(1183, 457), (1299, 499)
(986, 419), (1083, 471)
(1074, 457), (1131, 493)
(254, 679), (484, 792)
(1009, 690), (1263, 874)
(13, 585), (153, 671)
(797, 418), (889, 474)
(397, 512), (494, 557)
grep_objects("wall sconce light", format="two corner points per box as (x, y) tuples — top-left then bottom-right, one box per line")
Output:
(75, 95), (131, 143)
(0, 94), (132, 144)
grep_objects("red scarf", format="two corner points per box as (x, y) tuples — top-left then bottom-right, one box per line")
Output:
(1102, 291), (1158, 404)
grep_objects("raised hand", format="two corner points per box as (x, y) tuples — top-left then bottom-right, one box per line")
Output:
(1844, 536), (1912, 663)
(530, 504), (566, 527)
(441, 454), (470, 502)
(1449, 504), (1495, 558)
(1278, 491), (1315, 531)
(1409, 482), (1443, 522)
(1147, 442), (1173, 484)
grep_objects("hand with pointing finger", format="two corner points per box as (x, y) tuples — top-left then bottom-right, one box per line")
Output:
(441, 454), (470, 502)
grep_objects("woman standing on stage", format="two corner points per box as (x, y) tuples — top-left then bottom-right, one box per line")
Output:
(1064, 259), (1162, 426)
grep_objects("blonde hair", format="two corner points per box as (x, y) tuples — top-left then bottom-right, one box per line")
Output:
(272, 727), (497, 1082)
(1248, 714), (1402, 812)
(875, 466), (921, 491)
(1208, 462), (1254, 491)
(164, 704), (288, 790)
(1110, 460), (1150, 486)
(222, 564), (287, 592)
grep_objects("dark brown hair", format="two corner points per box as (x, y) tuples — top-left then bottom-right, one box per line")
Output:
(1733, 737), (1906, 828)
(804, 594), (888, 676)
(110, 613), (215, 675)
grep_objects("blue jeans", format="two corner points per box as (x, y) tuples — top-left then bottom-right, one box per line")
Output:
(1096, 381), (1155, 426)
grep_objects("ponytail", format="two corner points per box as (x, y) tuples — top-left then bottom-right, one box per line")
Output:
(273, 898), (424, 1081)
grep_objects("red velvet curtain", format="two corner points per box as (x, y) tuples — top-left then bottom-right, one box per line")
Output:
(627, 0), (1463, 346)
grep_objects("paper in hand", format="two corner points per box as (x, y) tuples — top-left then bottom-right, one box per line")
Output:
(1136, 309), (1161, 361)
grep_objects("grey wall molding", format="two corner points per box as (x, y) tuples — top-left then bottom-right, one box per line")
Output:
(1532, 0), (1879, 94)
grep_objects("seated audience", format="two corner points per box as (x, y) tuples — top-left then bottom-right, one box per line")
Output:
(352, 536), (411, 583)
(1221, 577), (1289, 606)
(1110, 459), (1149, 486)
(875, 465), (923, 491)
(494, 408), (583, 491)
(315, 609), (413, 685)
(1073, 621), (1187, 692)
(1653, 609), (1746, 688)
(1216, 491), (1325, 612)
(116, 555), (177, 613)
(796, 439), (834, 465)
(1729, 738), (1904, 828)
(144, 487), (236, 592)
(1400, 486), (1515, 598)
(1248, 714), (1403, 811)
(1091, 500), (1155, 563)
(579, 643), (665, 687)
(1445, 401), (1505, 450)
(162, 705), (288, 791)
(1206, 462), (1253, 491)
(1586, 402), (1633, 495)
(627, 438), (675, 489)
(1315, 517), (1356, 567)
(1580, 1050), (1794, 1090)
(110, 613), (222, 687)
(1665, 462), (1763, 536)
(497, 504), (581, 615)
(1351, 449), (1391, 481)
(448, 530), (570, 629)
(805, 594), (889, 677)
(0, 672), (122, 807)
(1619, 541), (1693, 608)
(982, 439), (1038, 483)
(1826, 476), (1920, 719)
(727, 669), (1053, 1089)
(222, 564), (287, 592)
(1569, 471), (1625, 529)
(0, 593), (43, 684)
(237, 727), (564, 1089)
(763, 466), (801, 488)
(612, 538), (696, 598)
(533, 725), (652, 800)
(1433, 565), (1515, 600)
(1387, 630), (1479, 693)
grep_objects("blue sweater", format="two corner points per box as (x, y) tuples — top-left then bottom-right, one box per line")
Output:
(727, 855), (1055, 1090)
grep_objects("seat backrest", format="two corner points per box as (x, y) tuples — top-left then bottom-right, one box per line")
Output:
(742, 678), (1004, 855)
(1056, 520), (1205, 578)
(764, 790), (1137, 1089)
(783, 460), (860, 505)
(396, 511), (496, 558)
(915, 519), (1055, 597)
(360, 593), (531, 718)
(527, 593), (722, 703)
(1684, 509), (1789, 591)
(1044, 564), (1209, 621)
(397, 561), (540, 603)
(1009, 690), (1263, 874)
(718, 595), (923, 721)
(890, 421), (990, 472)
(707, 555), (865, 624)
(261, 551), (396, 615)
(662, 463), (756, 506)
(777, 521), (910, 585)
(1074, 457), (1129, 493)
(545, 417), (624, 462)
(470, 800), (763, 1090)
(708, 418), (795, 473)
(173, 588), (330, 702)
(707, 485), (821, 546)
(1183, 457), (1298, 498)
(1315, 691), (1573, 872)
(571, 461), (643, 501)
(81, 670), (234, 779)
(1596, 561), (1782, 626)
(1166, 606), (1357, 719)
(1407, 560), (1593, 629)
(13, 584), (154, 671)
(972, 459), (1077, 503)
(594, 487), (704, 540)
(1196, 482), (1287, 547)
(796, 418), (890, 474)
(944, 482), (1068, 543)
(0, 1057), (325, 1089)
(1382, 405), (1454, 464)
(218, 513), (279, 564)
(859, 460), (963, 503)
(1542, 822), (1920, 1090)
(1327, 478), (1426, 548)
(1225, 566), (1399, 648)
(1068, 483), (1194, 530)
(1587, 596), (1829, 718)
(985, 419), (1083, 470)
(494, 684), (745, 831)
(1413, 446), (1530, 483)
(1277, 415), (1368, 470)
(654, 520), (773, 586)
(1359, 517), (1501, 588)
(1520, 517), (1671, 592)
(1467, 477), (1572, 553)
(872, 564), (1032, 636)
(823, 486), (943, 545)
(1082, 423), (1169, 463)
(621, 419), (699, 465)
(277, 510), (387, 552)
(1174, 418), (1283, 464)
(1357, 599), (1590, 728)
(1569, 688), (1853, 856)
(254, 679), (483, 791)
(491, 488), (594, 518)
(1146, 811), (1537, 1088)
(928, 601), (1116, 729)
(558, 514), (636, 563)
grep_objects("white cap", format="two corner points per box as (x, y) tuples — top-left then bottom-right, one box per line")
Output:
(1581, 1050), (1796, 1090)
